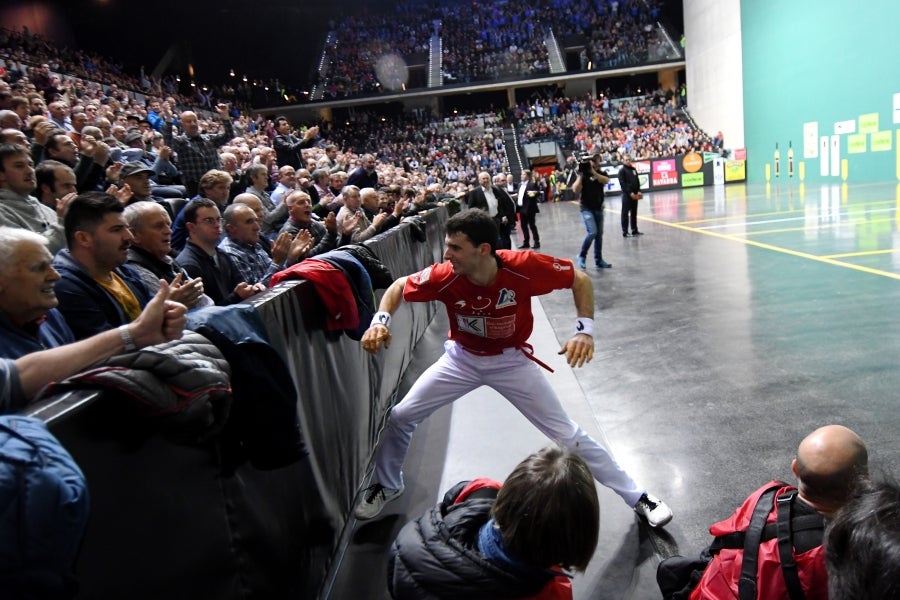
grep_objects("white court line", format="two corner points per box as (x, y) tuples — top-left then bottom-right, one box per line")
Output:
(696, 206), (898, 231)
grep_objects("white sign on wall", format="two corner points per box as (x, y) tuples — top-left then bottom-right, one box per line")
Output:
(894, 92), (900, 124)
(834, 120), (856, 135)
(830, 135), (840, 177)
(820, 137), (830, 176)
(804, 122), (818, 158)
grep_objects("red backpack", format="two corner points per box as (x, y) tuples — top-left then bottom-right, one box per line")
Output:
(658, 481), (827, 600)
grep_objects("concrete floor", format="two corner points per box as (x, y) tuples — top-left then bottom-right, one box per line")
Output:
(326, 181), (900, 599)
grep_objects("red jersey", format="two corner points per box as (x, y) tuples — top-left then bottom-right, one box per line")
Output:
(403, 250), (576, 354)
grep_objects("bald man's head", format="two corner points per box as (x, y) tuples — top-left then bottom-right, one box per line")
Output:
(792, 425), (868, 515)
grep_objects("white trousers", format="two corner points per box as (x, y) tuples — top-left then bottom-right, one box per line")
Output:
(374, 340), (645, 507)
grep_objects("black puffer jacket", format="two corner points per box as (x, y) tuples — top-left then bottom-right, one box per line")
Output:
(388, 481), (552, 600)
(39, 331), (232, 444)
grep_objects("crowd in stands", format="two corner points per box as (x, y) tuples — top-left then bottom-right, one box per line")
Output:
(314, 0), (677, 99)
(316, 3), (437, 98)
(0, 13), (719, 375)
(518, 86), (719, 161)
(541, 0), (672, 69)
(440, 3), (549, 84)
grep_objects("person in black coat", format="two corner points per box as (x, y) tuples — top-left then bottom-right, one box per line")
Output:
(618, 155), (643, 237)
(388, 446), (600, 599)
(465, 171), (517, 249)
(514, 169), (541, 249)
(273, 116), (319, 170)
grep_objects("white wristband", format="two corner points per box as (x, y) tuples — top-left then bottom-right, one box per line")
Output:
(371, 311), (392, 329)
(119, 324), (138, 351)
(575, 318), (594, 337)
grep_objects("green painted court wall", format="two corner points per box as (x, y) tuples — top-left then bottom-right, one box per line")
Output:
(741, 1), (900, 183)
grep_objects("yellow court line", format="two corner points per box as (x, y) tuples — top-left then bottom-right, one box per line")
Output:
(636, 215), (900, 281)
(822, 249), (900, 259)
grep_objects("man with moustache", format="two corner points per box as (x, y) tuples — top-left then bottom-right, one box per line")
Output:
(52, 192), (152, 340)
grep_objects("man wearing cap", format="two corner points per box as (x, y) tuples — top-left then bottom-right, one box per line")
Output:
(117, 128), (185, 196)
(618, 155), (643, 237)
(115, 162), (179, 217)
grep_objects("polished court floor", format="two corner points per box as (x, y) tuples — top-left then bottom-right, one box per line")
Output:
(329, 181), (900, 599)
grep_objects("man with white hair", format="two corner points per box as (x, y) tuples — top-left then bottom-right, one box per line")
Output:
(0, 226), (187, 412)
(123, 202), (208, 308)
(0, 227), (75, 358)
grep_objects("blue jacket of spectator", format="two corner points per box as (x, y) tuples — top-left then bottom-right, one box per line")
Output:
(52, 249), (151, 341)
(0, 308), (75, 360)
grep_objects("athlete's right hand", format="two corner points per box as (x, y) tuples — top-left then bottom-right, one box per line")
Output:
(361, 324), (392, 354)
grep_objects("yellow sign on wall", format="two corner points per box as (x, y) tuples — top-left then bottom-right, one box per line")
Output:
(725, 160), (747, 182)
(871, 131), (892, 152)
(847, 134), (867, 153)
(859, 113), (879, 134)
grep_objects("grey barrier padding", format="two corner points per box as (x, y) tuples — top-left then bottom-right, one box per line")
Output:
(23, 209), (448, 599)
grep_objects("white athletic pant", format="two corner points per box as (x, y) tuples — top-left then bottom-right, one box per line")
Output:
(373, 340), (645, 507)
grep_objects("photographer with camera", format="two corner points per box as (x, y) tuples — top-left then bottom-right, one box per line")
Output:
(618, 155), (644, 237)
(572, 153), (611, 269)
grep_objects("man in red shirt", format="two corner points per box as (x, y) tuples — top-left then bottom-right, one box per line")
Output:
(355, 209), (673, 528)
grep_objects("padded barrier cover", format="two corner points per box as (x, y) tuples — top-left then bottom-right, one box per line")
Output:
(24, 210), (448, 599)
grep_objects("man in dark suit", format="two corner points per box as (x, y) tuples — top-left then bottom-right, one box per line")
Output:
(465, 171), (517, 249)
(515, 169), (541, 249)
(273, 116), (319, 170)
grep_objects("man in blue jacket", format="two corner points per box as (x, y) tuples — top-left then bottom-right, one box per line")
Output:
(52, 191), (152, 340)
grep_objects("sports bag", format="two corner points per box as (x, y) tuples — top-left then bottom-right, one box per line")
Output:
(658, 481), (825, 600)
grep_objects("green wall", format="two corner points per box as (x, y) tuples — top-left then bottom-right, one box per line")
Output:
(742, 1), (900, 183)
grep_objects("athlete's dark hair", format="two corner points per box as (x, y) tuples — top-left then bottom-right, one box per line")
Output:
(492, 445), (599, 571)
(445, 208), (499, 253)
(825, 477), (900, 600)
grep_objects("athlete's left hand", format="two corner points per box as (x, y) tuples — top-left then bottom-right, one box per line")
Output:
(559, 333), (594, 368)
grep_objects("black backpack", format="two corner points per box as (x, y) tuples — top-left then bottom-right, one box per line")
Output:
(657, 482), (824, 600)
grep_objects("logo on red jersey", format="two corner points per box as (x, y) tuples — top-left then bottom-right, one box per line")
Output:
(456, 314), (516, 338)
(552, 261), (572, 272)
(496, 288), (517, 309)
(454, 300), (467, 309)
(415, 266), (432, 284)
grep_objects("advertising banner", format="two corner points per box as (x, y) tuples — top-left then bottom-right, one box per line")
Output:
(724, 160), (746, 182)
(652, 159), (679, 187)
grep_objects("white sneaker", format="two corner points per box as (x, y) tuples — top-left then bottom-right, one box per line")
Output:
(354, 483), (405, 521)
(634, 492), (673, 528)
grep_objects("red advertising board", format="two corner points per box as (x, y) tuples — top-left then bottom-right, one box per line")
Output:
(652, 159), (679, 186)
